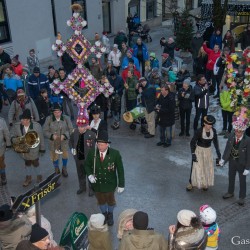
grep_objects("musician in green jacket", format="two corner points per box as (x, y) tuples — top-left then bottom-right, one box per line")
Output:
(84, 130), (125, 226)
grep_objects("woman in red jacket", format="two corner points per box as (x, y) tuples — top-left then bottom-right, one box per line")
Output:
(202, 42), (220, 95)
(11, 55), (23, 77)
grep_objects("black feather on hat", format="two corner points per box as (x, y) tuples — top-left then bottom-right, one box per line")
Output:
(96, 130), (111, 143)
(91, 104), (101, 114)
(30, 223), (49, 243)
(52, 103), (62, 111)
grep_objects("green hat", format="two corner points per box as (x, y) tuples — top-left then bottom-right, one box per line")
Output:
(150, 52), (155, 58)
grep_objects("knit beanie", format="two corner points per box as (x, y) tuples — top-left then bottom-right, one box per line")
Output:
(17, 89), (25, 96)
(88, 213), (107, 231)
(133, 211), (148, 230)
(0, 204), (13, 221)
(150, 52), (156, 58)
(177, 210), (196, 227)
(183, 77), (191, 85)
(30, 223), (49, 243)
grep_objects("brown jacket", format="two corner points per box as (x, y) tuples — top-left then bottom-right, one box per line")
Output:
(43, 114), (73, 151)
(119, 229), (168, 250)
(88, 230), (113, 250)
(0, 216), (32, 250)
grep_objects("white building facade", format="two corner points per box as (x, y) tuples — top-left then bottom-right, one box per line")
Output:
(0, 0), (127, 62)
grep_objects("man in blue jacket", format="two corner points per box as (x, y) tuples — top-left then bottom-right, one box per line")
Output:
(121, 49), (140, 71)
(133, 38), (149, 76)
(3, 65), (23, 103)
(210, 29), (222, 49)
(28, 67), (49, 101)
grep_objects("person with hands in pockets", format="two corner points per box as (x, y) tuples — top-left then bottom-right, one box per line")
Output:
(84, 130), (125, 226)
(220, 109), (250, 206)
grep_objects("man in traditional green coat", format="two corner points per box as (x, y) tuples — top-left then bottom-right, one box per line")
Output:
(84, 130), (125, 226)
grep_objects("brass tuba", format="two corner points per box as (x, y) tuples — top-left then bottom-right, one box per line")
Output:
(12, 131), (40, 153)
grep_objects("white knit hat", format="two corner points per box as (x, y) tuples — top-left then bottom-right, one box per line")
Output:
(177, 210), (196, 226)
(89, 213), (105, 229)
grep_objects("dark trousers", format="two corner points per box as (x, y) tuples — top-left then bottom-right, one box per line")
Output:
(74, 157), (93, 192)
(180, 108), (191, 134)
(113, 66), (120, 74)
(193, 108), (208, 130)
(126, 99), (137, 111)
(222, 110), (233, 132)
(215, 74), (222, 96)
(62, 97), (74, 119)
(228, 158), (246, 199)
(205, 69), (216, 94)
(159, 125), (172, 144)
(138, 59), (145, 76)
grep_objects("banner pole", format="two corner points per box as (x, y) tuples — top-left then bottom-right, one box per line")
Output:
(34, 184), (41, 226)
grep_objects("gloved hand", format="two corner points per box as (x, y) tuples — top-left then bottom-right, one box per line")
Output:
(88, 175), (97, 183)
(117, 187), (124, 193)
(192, 153), (198, 162)
(243, 169), (249, 176)
(184, 93), (190, 99)
(219, 159), (225, 166)
(71, 148), (77, 156)
(9, 123), (13, 127)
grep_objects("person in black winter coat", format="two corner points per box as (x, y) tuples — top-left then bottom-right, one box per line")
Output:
(93, 75), (109, 121)
(161, 37), (176, 59)
(176, 64), (191, 90)
(61, 52), (77, 75)
(214, 46), (230, 97)
(178, 79), (194, 137)
(161, 53), (172, 69)
(191, 32), (204, 75)
(108, 70), (124, 129)
(191, 32), (204, 60)
(156, 84), (176, 147)
(241, 24), (250, 50)
(195, 47), (208, 75)
(193, 75), (209, 130)
(138, 77), (156, 138)
(35, 89), (51, 126)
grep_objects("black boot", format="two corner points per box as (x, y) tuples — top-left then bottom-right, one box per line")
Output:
(1, 173), (7, 185)
(88, 182), (94, 197)
(102, 212), (108, 224)
(107, 212), (114, 226)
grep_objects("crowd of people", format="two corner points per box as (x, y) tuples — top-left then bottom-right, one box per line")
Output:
(0, 201), (220, 250)
(0, 15), (250, 249)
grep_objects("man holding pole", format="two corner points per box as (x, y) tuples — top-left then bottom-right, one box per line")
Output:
(84, 130), (125, 226)
(43, 103), (73, 177)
